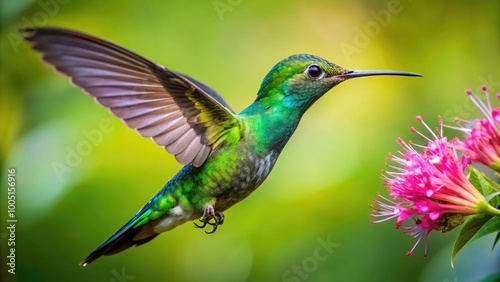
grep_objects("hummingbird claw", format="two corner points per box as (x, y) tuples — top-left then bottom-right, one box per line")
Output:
(204, 226), (217, 234)
(193, 220), (207, 229)
(216, 211), (224, 225)
(193, 206), (224, 234)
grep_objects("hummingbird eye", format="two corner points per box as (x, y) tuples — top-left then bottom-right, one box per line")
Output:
(306, 64), (324, 79)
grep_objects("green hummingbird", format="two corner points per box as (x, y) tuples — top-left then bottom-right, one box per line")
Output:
(21, 27), (421, 266)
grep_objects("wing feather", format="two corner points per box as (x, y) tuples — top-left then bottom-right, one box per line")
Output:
(21, 27), (240, 166)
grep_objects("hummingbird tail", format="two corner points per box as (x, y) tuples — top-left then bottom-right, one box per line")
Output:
(80, 206), (159, 266)
(80, 226), (158, 266)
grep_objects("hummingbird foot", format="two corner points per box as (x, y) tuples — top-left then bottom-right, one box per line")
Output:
(193, 205), (224, 234)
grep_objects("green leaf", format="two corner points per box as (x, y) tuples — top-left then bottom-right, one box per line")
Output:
(492, 231), (500, 254)
(468, 166), (492, 195)
(484, 175), (500, 192)
(477, 271), (500, 282)
(468, 166), (500, 207)
(472, 215), (500, 240)
(451, 213), (494, 267)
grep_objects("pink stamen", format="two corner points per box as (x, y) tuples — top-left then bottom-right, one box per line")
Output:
(482, 86), (492, 112)
(414, 116), (438, 140)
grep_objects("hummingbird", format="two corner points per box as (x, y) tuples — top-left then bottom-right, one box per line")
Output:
(21, 27), (421, 266)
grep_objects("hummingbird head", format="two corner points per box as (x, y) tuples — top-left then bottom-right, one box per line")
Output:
(256, 54), (421, 112)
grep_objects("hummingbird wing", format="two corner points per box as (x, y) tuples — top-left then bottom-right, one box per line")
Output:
(178, 72), (234, 112)
(21, 27), (239, 167)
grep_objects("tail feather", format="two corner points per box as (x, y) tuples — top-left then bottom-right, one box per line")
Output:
(79, 171), (189, 265)
(80, 227), (158, 266)
(80, 205), (158, 266)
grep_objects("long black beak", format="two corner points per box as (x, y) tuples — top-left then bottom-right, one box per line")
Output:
(343, 69), (422, 79)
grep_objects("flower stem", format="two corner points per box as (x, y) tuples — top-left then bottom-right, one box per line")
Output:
(481, 202), (500, 216)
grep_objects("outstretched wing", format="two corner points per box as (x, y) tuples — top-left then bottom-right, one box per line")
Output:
(21, 26), (239, 167)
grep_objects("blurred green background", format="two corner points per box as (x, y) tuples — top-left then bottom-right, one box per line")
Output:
(1, 0), (499, 281)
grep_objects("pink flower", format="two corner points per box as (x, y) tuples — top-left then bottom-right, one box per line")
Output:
(448, 86), (500, 171)
(371, 116), (488, 256)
